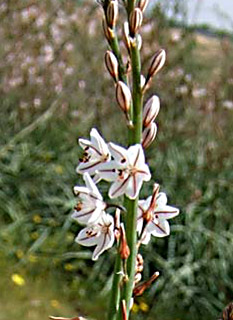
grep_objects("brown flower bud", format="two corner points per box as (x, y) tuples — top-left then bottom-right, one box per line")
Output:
(102, 18), (114, 42)
(106, 0), (118, 29)
(133, 271), (159, 297)
(119, 223), (130, 260)
(138, 0), (149, 12)
(116, 81), (132, 113)
(147, 49), (166, 80)
(129, 8), (143, 36)
(143, 95), (160, 127)
(142, 122), (157, 149)
(105, 50), (118, 81)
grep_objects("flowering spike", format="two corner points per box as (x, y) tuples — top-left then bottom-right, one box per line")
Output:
(105, 50), (118, 81)
(129, 8), (143, 37)
(133, 271), (160, 296)
(142, 122), (157, 149)
(143, 95), (160, 127)
(106, 0), (118, 29)
(137, 0), (149, 12)
(116, 81), (132, 113)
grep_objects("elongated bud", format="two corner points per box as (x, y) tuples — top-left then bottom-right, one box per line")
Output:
(114, 208), (121, 241)
(129, 8), (143, 36)
(106, 0), (118, 29)
(105, 50), (118, 81)
(142, 122), (157, 149)
(136, 253), (144, 273)
(138, 0), (149, 12)
(102, 18), (114, 42)
(116, 81), (132, 113)
(147, 49), (166, 80)
(123, 22), (130, 52)
(119, 223), (130, 259)
(143, 95), (160, 127)
(133, 271), (160, 297)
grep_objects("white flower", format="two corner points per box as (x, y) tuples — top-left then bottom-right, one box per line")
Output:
(72, 173), (106, 225)
(96, 143), (151, 199)
(75, 213), (115, 260)
(76, 128), (111, 176)
(137, 184), (179, 244)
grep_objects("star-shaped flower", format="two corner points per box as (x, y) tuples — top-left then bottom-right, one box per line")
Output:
(75, 213), (115, 260)
(76, 128), (111, 176)
(96, 143), (151, 199)
(137, 184), (179, 244)
(72, 173), (106, 225)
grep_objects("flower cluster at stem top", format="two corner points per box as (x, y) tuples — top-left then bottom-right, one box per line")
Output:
(72, 128), (179, 260)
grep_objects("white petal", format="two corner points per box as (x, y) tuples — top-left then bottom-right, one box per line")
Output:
(72, 207), (103, 225)
(108, 142), (129, 165)
(127, 144), (144, 167)
(126, 174), (143, 199)
(92, 231), (115, 260)
(79, 138), (91, 149)
(96, 161), (119, 181)
(108, 175), (130, 199)
(156, 192), (167, 206)
(90, 128), (109, 156)
(75, 227), (99, 247)
(138, 196), (152, 212)
(148, 219), (170, 237)
(141, 231), (151, 245)
(83, 172), (102, 200)
(155, 205), (179, 220)
(73, 186), (90, 195)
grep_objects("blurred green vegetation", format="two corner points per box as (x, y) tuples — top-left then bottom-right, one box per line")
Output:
(1, 1), (233, 320)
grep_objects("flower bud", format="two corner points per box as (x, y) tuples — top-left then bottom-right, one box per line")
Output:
(129, 8), (143, 36)
(123, 22), (130, 52)
(134, 272), (142, 284)
(102, 18), (114, 42)
(143, 95), (160, 127)
(116, 81), (132, 113)
(106, 0), (118, 29)
(138, 0), (149, 12)
(105, 50), (118, 81)
(119, 223), (130, 260)
(133, 271), (159, 297)
(142, 122), (157, 149)
(114, 208), (121, 241)
(121, 300), (127, 320)
(147, 49), (166, 80)
(140, 74), (146, 88)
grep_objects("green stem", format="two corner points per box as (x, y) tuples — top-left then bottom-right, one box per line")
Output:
(108, 249), (122, 320)
(120, 37), (143, 318)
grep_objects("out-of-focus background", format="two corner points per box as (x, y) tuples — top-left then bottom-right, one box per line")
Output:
(0, 0), (233, 319)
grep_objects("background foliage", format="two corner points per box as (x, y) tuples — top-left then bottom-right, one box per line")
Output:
(0, 1), (233, 319)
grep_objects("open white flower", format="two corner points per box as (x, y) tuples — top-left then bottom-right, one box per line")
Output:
(75, 213), (115, 260)
(76, 128), (111, 176)
(137, 184), (179, 244)
(96, 143), (151, 199)
(72, 172), (106, 225)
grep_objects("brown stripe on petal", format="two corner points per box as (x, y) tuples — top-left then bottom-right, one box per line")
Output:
(77, 208), (96, 218)
(133, 174), (137, 198)
(111, 175), (130, 197)
(133, 147), (141, 166)
(151, 221), (167, 234)
(79, 160), (102, 171)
